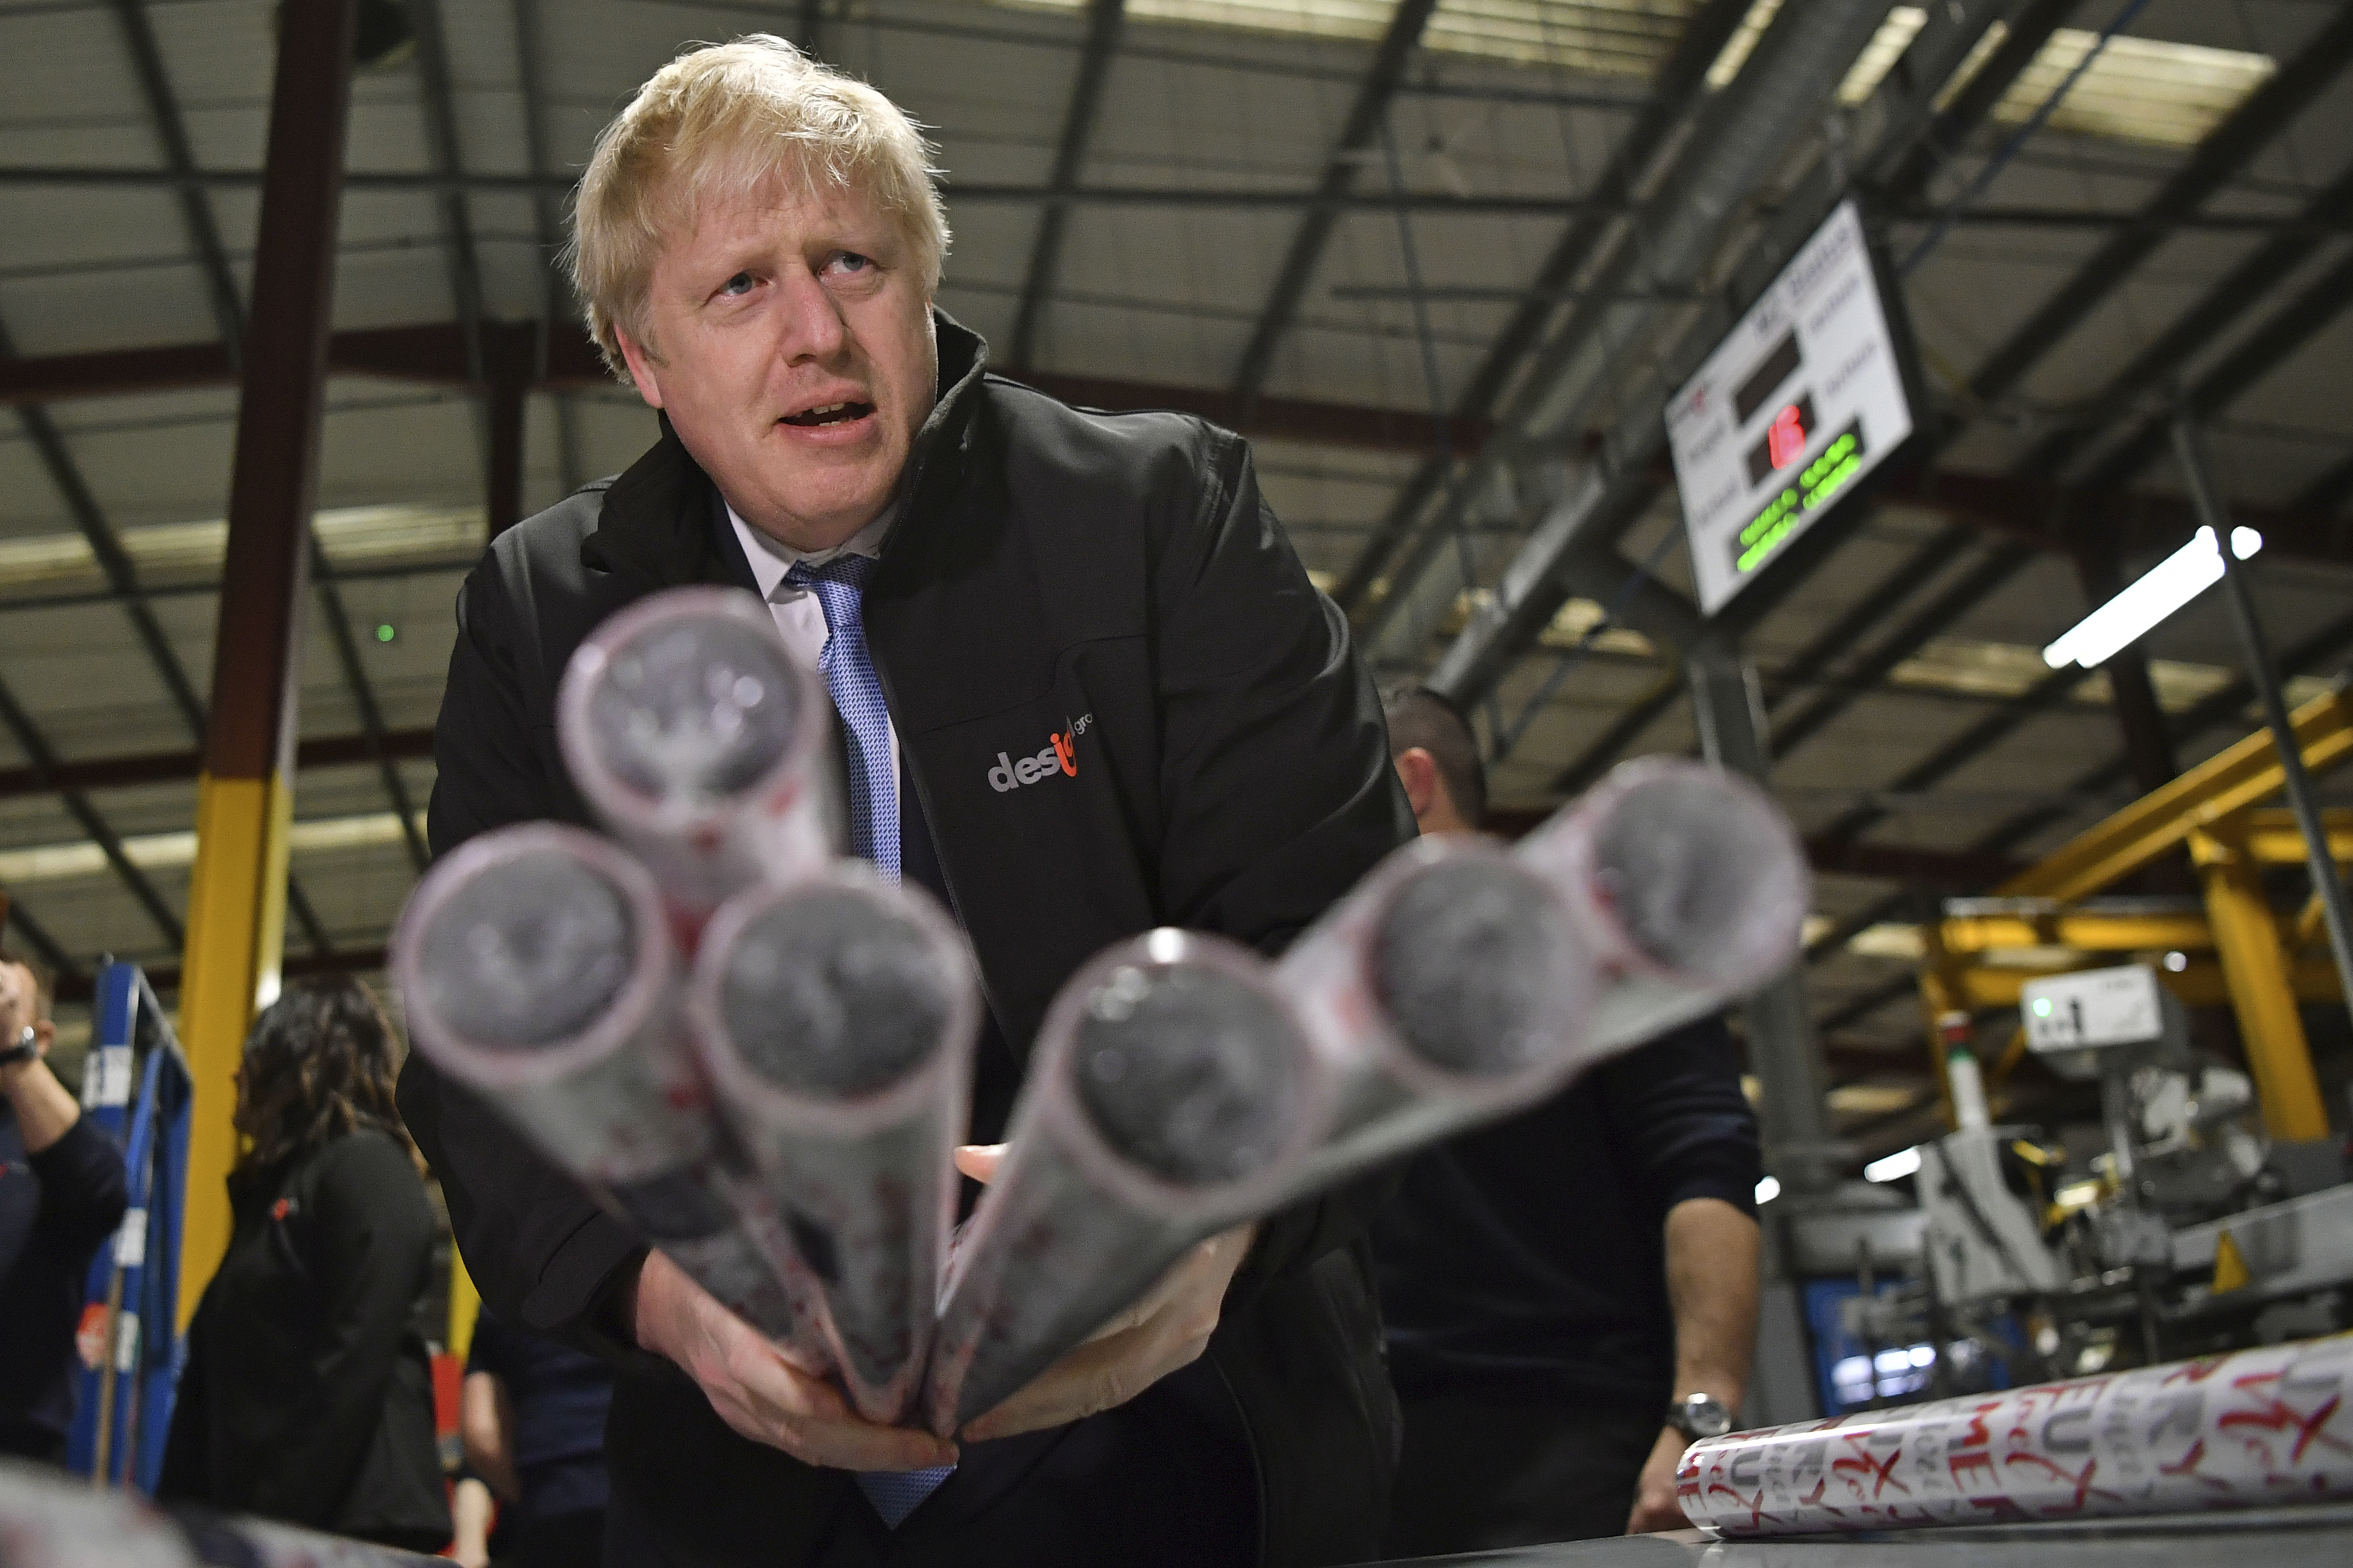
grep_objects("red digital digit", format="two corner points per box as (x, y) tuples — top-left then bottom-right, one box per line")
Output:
(1769, 403), (1807, 470)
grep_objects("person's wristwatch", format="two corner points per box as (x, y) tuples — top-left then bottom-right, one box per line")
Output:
(1666, 1391), (1733, 1441)
(0, 1025), (36, 1070)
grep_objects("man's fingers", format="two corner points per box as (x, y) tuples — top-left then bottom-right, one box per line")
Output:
(960, 1320), (1152, 1442)
(953, 1143), (1004, 1183)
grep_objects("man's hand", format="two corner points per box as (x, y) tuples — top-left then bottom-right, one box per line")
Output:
(1625, 1424), (1693, 1534)
(952, 1144), (1254, 1443)
(0, 960), (38, 1066)
(631, 1249), (956, 1472)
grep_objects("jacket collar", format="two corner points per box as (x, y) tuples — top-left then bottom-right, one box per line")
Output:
(580, 311), (990, 591)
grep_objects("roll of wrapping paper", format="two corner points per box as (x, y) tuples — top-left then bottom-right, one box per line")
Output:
(1516, 755), (1810, 1055)
(1273, 832), (1602, 1183)
(0, 1458), (450, 1566)
(1678, 1333), (2353, 1536)
(0, 1460), (194, 1567)
(392, 822), (831, 1368)
(556, 585), (839, 925)
(1272, 755), (1805, 1190)
(687, 864), (981, 1424)
(924, 930), (1334, 1435)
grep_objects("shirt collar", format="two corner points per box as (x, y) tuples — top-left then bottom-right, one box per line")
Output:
(724, 501), (895, 602)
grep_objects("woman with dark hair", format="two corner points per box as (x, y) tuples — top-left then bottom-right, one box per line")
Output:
(159, 978), (451, 1552)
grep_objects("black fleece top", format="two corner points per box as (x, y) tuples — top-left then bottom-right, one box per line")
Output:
(159, 1129), (450, 1547)
(1374, 1014), (1761, 1413)
(0, 1106), (127, 1454)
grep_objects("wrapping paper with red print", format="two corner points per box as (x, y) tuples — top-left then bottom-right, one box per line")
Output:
(1678, 1333), (2353, 1536)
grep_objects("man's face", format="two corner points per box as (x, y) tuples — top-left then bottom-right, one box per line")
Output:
(618, 171), (937, 552)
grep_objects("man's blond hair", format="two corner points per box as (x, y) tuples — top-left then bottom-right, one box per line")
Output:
(570, 34), (949, 375)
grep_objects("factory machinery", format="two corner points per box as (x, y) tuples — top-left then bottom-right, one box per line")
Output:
(1779, 687), (2353, 1430)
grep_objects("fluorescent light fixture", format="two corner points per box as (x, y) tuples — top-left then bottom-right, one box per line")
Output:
(1864, 1145), (1922, 1183)
(1755, 1175), (1782, 1205)
(2042, 526), (2262, 670)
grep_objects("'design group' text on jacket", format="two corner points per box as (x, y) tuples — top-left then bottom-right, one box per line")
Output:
(396, 313), (1417, 1567)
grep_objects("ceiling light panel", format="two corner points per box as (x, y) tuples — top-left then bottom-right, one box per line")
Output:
(984, 0), (2273, 150)
(0, 504), (485, 590)
(1998, 30), (2276, 149)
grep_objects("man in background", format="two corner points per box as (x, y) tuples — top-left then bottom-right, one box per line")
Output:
(458, 1310), (616, 1568)
(0, 955), (128, 1464)
(1374, 688), (1763, 1551)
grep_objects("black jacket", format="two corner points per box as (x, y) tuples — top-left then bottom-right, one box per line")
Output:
(396, 315), (1416, 1566)
(1375, 1015), (1761, 1412)
(159, 1129), (449, 1548)
(0, 1108), (127, 1457)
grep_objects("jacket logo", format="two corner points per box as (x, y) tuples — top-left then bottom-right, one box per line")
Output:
(988, 714), (1092, 793)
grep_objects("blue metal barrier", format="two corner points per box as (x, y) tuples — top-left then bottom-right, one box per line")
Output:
(65, 962), (193, 1492)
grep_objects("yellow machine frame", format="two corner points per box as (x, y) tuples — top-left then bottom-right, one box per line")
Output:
(1917, 686), (2352, 1142)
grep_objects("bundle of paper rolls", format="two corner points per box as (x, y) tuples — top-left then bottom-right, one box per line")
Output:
(392, 586), (1810, 1437)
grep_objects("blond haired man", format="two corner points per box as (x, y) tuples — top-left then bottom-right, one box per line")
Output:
(397, 36), (1412, 1568)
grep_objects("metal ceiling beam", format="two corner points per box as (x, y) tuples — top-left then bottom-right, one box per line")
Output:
(1330, 0), (1757, 616)
(0, 895), (80, 992)
(0, 324), (1496, 453)
(1765, 547), (2047, 764)
(54, 943), (389, 1005)
(1006, 0), (1124, 371)
(1798, 606), (2353, 1034)
(406, 0), (487, 383)
(1966, 6), (2353, 413)
(0, 727), (436, 801)
(2293, 449), (2353, 517)
(2078, 243), (2353, 490)
(2019, 155), (2353, 482)
(0, 673), (186, 948)
(1800, 593), (2353, 1027)
(1421, 0), (1993, 702)
(109, 0), (245, 361)
(1750, 0), (2077, 715)
(1715, 9), (2353, 783)
(10, 161), (2342, 237)
(102, 1), (423, 889)
(6, 405), (210, 739)
(1873, 0), (2082, 203)
(1227, 0), (1442, 408)
(511, 0), (582, 495)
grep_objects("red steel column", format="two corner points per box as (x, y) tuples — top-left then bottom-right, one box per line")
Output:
(177, 0), (360, 1327)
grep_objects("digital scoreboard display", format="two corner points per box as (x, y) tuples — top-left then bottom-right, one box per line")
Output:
(1666, 200), (1916, 617)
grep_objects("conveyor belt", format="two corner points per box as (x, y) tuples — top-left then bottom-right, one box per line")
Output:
(1374, 1501), (2353, 1566)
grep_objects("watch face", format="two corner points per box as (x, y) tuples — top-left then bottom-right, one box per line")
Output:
(1682, 1394), (1732, 1438)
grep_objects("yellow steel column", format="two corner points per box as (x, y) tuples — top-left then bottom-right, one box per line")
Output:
(2190, 823), (2331, 1142)
(175, 0), (360, 1330)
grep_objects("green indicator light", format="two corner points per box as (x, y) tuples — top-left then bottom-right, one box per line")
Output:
(2032, 997), (2051, 1017)
(1730, 424), (1871, 576)
(376, 624), (396, 643)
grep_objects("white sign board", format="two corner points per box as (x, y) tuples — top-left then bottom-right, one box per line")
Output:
(2022, 965), (2166, 1053)
(1666, 200), (1915, 615)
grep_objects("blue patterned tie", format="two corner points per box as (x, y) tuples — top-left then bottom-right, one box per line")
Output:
(786, 553), (951, 1526)
(785, 555), (900, 884)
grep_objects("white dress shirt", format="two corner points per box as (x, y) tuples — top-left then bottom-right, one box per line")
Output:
(725, 501), (903, 789)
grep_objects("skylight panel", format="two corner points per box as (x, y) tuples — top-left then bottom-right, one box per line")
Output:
(1425, 0), (1691, 78)
(972, 0), (2274, 150)
(2000, 30), (2275, 149)
(1835, 6), (1928, 106)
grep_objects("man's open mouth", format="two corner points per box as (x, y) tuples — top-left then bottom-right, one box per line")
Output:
(781, 401), (874, 428)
